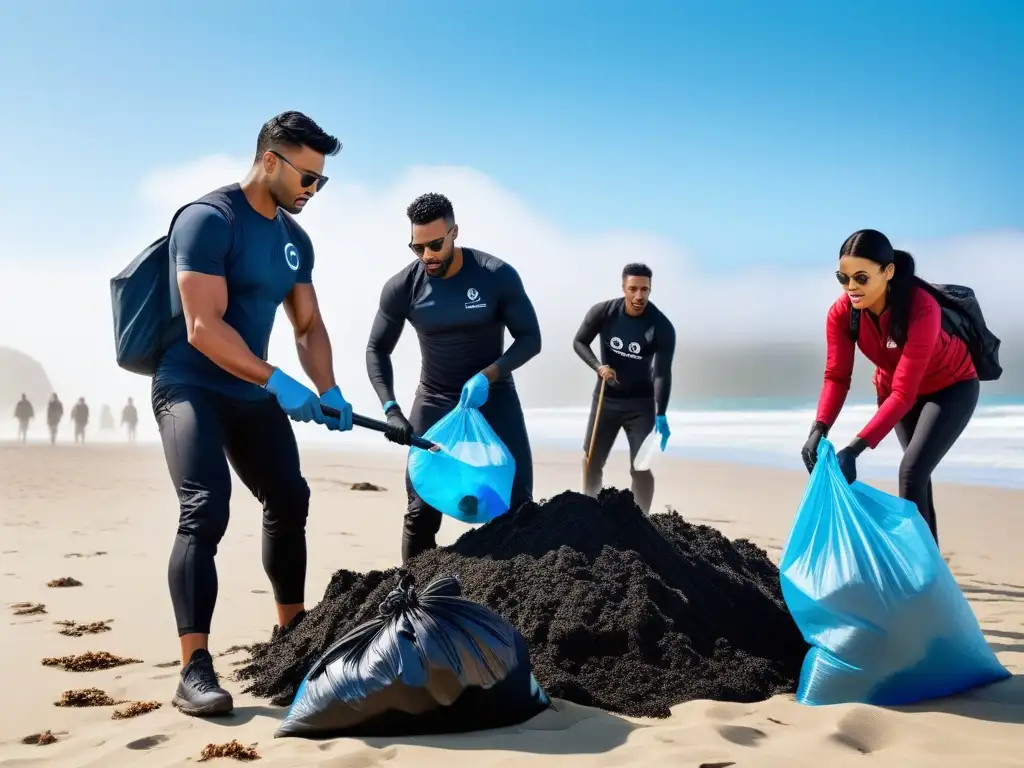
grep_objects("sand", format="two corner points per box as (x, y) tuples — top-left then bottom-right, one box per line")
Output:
(1, 441), (1022, 767)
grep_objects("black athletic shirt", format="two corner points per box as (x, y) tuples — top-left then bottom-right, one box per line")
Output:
(366, 248), (542, 402)
(573, 298), (676, 414)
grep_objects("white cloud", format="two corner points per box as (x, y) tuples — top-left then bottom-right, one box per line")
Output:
(1, 155), (1022, 444)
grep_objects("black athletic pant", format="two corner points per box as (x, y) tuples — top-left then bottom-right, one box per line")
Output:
(403, 385), (533, 563)
(152, 381), (310, 636)
(892, 377), (979, 546)
(582, 395), (656, 513)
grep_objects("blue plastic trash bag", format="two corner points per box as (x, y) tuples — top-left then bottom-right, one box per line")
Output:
(779, 438), (1010, 707)
(407, 403), (516, 524)
(276, 575), (550, 738)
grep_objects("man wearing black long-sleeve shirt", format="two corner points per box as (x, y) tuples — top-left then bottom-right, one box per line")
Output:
(366, 193), (542, 562)
(573, 263), (676, 513)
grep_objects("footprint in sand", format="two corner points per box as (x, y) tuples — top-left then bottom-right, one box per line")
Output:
(715, 725), (768, 747)
(827, 707), (896, 755)
(126, 734), (172, 750)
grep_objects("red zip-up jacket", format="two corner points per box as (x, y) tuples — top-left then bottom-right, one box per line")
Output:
(815, 286), (977, 448)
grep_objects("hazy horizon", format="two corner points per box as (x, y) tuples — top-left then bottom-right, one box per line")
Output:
(2, 156), (1023, 427)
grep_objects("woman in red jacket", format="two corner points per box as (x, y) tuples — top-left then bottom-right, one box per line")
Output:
(802, 229), (979, 544)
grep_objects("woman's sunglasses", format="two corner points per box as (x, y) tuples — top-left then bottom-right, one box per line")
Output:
(835, 271), (872, 287)
(270, 150), (329, 192)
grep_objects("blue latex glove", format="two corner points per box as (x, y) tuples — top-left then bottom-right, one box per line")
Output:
(265, 368), (327, 425)
(655, 414), (671, 451)
(319, 385), (353, 432)
(460, 372), (490, 409)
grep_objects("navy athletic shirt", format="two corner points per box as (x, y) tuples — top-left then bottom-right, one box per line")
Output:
(154, 184), (315, 401)
(573, 298), (676, 414)
(366, 248), (542, 402)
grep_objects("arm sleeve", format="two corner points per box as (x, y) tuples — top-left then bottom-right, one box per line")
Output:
(493, 265), (542, 376)
(365, 278), (410, 407)
(653, 316), (677, 416)
(170, 204), (233, 276)
(295, 229), (315, 284)
(572, 303), (605, 372)
(814, 299), (856, 428)
(857, 296), (941, 448)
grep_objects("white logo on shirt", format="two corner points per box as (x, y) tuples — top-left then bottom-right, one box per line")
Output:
(609, 335), (643, 360)
(465, 287), (486, 310)
(284, 242), (300, 271)
(886, 337), (898, 349)
(467, 288), (479, 302)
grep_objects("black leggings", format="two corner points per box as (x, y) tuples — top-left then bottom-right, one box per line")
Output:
(893, 377), (979, 546)
(152, 382), (310, 636)
(403, 385), (533, 563)
(581, 395), (656, 513)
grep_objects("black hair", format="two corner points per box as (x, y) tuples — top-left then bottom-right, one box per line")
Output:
(406, 192), (455, 226)
(622, 262), (653, 280)
(254, 111), (342, 161)
(839, 228), (917, 347)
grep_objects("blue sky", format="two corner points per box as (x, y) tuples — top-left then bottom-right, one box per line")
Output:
(1, 0), (1021, 270)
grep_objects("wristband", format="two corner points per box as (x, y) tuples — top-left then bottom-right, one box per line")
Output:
(383, 400), (398, 414)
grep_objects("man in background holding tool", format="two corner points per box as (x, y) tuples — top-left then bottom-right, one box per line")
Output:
(573, 263), (676, 514)
(365, 192), (542, 563)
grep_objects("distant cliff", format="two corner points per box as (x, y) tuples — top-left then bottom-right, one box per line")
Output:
(0, 347), (55, 416)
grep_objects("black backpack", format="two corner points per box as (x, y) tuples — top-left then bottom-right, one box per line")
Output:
(848, 281), (1003, 382)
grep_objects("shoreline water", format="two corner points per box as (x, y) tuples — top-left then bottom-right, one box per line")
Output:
(6, 401), (1023, 490)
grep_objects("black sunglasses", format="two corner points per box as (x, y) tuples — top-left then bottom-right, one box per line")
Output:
(836, 266), (892, 287)
(409, 226), (455, 256)
(270, 150), (329, 192)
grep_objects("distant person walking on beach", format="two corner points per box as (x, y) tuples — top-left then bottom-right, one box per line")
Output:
(572, 263), (676, 514)
(149, 111), (352, 717)
(46, 394), (63, 445)
(366, 192), (542, 563)
(14, 394), (34, 443)
(121, 397), (138, 442)
(70, 397), (89, 443)
(803, 229), (986, 546)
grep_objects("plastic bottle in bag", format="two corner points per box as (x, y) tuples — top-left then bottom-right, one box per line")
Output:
(276, 574), (550, 738)
(407, 403), (516, 524)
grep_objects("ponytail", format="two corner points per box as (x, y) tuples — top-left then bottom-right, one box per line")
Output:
(887, 249), (917, 347)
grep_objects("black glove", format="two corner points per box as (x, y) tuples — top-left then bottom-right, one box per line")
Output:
(835, 448), (858, 484)
(384, 406), (414, 446)
(801, 421), (828, 473)
(835, 437), (867, 485)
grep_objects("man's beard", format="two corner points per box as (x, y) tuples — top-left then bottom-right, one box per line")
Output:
(425, 248), (455, 276)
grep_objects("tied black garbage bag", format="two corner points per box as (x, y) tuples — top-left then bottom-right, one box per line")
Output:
(275, 574), (550, 738)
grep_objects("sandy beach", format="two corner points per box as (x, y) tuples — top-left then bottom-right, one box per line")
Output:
(1, 441), (1021, 767)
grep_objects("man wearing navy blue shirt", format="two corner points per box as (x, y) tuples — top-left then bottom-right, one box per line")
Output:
(152, 111), (353, 717)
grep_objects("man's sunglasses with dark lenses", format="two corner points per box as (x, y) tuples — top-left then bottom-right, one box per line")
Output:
(835, 271), (872, 287)
(409, 226), (455, 256)
(270, 150), (329, 192)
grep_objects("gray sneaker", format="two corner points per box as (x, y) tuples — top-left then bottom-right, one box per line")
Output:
(171, 649), (233, 716)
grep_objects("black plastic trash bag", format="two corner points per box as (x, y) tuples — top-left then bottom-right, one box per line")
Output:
(275, 574), (551, 738)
